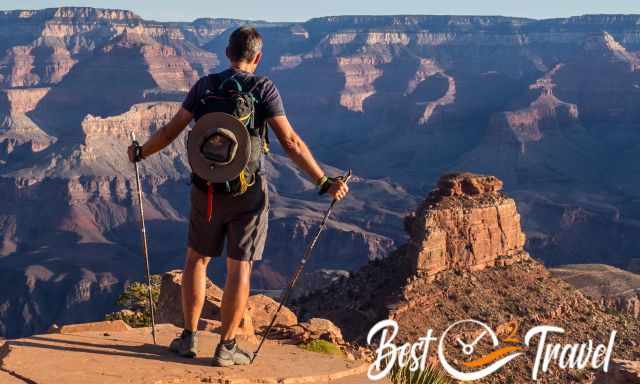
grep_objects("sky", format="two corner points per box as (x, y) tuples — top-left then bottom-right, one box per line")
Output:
(0, 0), (638, 22)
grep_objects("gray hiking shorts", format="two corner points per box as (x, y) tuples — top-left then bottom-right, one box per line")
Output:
(187, 174), (269, 261)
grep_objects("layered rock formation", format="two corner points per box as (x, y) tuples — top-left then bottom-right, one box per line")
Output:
(0, 88), (55, 164)
(81, 102), (183, 143)
(488, 64), (580, 154)
(405, 173), (529, 278)
(550, 264), (640, 319)
(600, 295), (640, 319)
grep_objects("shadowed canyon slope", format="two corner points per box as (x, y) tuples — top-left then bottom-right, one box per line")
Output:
(1, 8), (640, 337)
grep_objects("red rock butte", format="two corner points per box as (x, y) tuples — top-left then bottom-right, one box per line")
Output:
(405, 173), (530, 278)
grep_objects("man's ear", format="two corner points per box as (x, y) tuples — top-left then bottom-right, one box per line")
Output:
(253, 52), (263, 66)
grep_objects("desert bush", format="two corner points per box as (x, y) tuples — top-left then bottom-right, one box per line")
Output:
(298, 339), (344, 357)
(105, 275), (160, 327)
(388, 362), (451, 384)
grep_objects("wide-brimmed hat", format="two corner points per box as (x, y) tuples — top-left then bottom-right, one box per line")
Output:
(187, 112), (251, 183)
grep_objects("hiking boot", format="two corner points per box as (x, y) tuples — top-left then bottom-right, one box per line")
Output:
(212, 339), (254, 366)
(169, 330), (198, 358)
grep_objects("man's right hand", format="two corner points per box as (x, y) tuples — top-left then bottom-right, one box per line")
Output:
(127, 107), (193, 163)
(326, 178), (349, 201)
(128, 142), (145, 163)
(319, 175), (350, 201)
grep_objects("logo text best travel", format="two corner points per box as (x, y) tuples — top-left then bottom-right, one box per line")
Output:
(366, 319), (616, 382)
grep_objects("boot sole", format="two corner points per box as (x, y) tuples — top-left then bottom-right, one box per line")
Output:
(211, 358), (235, 367)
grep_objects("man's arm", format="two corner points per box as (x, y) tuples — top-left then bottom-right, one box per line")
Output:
(268, 115), (324, 181)
(128, 107), (193, 161)
(268, 115), (348, 200)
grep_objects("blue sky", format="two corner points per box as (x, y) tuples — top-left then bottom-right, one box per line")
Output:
(0, 0), (638, 22)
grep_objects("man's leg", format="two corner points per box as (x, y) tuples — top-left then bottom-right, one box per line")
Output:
(220, 257), (252, 341)
(182, 247), (211, 332)
(169, 247), (210, 357)
(213, 174), (266, 366)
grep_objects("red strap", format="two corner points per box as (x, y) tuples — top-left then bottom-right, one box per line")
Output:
(207, 184), (214, 223)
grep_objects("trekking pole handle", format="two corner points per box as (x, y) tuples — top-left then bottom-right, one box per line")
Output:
(130, 132), (146, 163)
(327, 169), (352, 209)
(339, 169), (353, 187)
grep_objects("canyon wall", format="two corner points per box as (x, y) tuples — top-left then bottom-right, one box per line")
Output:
(2, 8), (640, 337)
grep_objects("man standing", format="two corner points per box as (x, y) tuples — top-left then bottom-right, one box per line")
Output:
(127, 26), (349, 366)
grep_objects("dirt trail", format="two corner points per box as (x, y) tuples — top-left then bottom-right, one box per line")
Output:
(1, 324), (377, 384)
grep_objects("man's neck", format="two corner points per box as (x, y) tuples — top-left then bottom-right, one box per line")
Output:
(231, 62), (255, 73)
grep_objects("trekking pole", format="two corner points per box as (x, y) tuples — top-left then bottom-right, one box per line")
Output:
(130, 132), (158, 345)
(251, 169), (353, 364)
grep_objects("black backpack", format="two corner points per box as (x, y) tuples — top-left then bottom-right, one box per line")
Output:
(192, 72), (269, 194)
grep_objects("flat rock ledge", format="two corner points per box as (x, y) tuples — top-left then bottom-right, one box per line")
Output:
(0, 323), (375, 384)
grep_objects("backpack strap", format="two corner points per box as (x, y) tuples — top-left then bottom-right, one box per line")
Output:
(218, 72), (243, 92)
(243, 75), (270, 152)
(247, 75), (267, 94)
(206, 73), (222, 93)
(196, 74), (221, 108)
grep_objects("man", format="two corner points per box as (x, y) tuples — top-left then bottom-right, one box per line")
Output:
(127, 26), (349, 366)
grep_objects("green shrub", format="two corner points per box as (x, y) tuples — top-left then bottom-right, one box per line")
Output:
(298, 339), (344, 357)
(105, 275), (160, 328)
(388, 362), (451, 384)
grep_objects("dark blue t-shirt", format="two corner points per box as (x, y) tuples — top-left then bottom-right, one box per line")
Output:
(182, 68), (285, 129)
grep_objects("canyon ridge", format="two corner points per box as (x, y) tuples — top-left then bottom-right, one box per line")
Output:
(1, 7), (640, 338)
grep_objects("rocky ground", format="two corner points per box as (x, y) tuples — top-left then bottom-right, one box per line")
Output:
(0, 268), (379, 383)
(399, 260), (639, 383)
(0, 322), (376, 384)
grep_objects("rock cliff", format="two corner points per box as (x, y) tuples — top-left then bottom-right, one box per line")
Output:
(405, 173), (529, 278)
(550, 264), (640, 319)
(0, 88), (55, 164)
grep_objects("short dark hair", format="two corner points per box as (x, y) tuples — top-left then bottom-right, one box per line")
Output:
(227, 26), (263, 62)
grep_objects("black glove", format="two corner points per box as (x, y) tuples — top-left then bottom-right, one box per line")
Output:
(318, 176), (340, 195)
(130, 141), (145, 163)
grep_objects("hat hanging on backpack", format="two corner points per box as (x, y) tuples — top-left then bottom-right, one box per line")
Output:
(188, 112), (251, 183)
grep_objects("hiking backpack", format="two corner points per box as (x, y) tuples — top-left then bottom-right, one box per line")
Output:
(191, 72), (270, 195)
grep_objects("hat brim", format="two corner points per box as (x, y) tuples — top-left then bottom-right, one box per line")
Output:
(188, 112), (251, 183)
